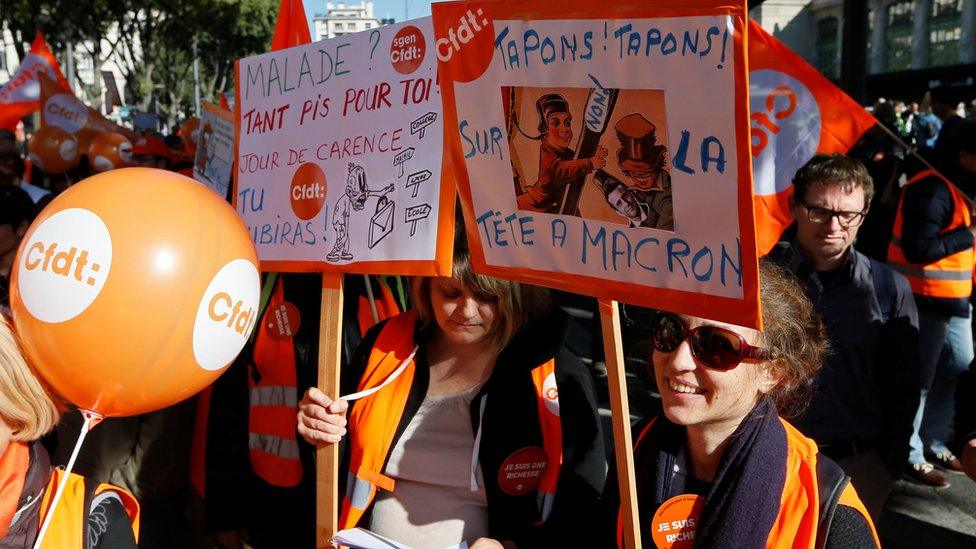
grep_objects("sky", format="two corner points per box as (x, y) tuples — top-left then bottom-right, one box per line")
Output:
(304, 0), (435, 30)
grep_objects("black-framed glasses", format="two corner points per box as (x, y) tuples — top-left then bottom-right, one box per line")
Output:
(798, 201), (866, 228)
(649, 312), (770, 370)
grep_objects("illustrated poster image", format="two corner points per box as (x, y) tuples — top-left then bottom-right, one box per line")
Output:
(506, 86), (673, 231)
(435, 0), (760, 328)
(234, 17), (453, 274)
(194, 102), (235, 199)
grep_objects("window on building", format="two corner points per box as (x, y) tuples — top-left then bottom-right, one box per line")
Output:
(816, 16), (839, 78)
(0, 45), (6, 72)
(929, 0), (963, 66)
(884, 1), (915, 71)
(335, 22), (344, 30)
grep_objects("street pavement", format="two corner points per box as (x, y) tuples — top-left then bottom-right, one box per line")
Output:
(881, 473), (976, 548)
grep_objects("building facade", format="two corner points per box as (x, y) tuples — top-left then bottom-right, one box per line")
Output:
(752, 0), (976, 101)
(312, 2), (395, 41)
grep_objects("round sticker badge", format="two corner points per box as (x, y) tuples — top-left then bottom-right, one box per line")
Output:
(266, 301), (302, 341)
(650, 494), (704, 549)
(497, 447), (547, 496)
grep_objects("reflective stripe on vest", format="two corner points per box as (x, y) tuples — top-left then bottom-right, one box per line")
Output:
(339, 312), (564, 530)
(617, 419), (880, 548)
(248, 276), (303, 488)
(38, 469), (140, 548)
(339, 312), (419, 530)
(887, 169), (975, 298)
(357, 276), (402, 337)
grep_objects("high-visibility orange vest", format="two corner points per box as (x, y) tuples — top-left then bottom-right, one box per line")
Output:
(888, 169), (975, 299)
(248, 277), (302, 487)
(339, 311), (563, 530)
(38, 469), (140, 548)
(357, 276), (402, 337)
(620, 418), (879, 548)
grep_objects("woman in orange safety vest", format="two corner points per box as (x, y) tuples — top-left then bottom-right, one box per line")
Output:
(298, 237), (605, 548)
(0, 318), (139, 548)
(621, 262), (880, 548)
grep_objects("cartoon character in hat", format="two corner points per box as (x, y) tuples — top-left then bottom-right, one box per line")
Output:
(593, 170), (657, 228)
(609, 113), (673, 231)
(516, 93), (608, 213)
(327, 163), (394, 262)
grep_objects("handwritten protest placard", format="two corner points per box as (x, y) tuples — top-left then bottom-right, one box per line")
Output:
(434, 0), (759, 327)
(194, 102), (235, 199)
(234, 17), (453, 274)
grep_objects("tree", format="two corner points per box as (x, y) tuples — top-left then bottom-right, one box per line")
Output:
(1, 0), (277, 127)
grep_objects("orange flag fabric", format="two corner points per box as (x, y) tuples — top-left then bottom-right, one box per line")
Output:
(0, 32), (70, 130)
(270, 0), (312, 51)
(748, 20), (877, 254)
(37, 74), (136, 152)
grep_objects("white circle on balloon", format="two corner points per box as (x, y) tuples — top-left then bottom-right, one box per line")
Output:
(192, 258), (260, 371)
(91, 156), (114, 172)
(749, 69), (822, 197)
(118, 142), (133, 163)
(59, 138), (78, 161)
(17, 208), (113, 323)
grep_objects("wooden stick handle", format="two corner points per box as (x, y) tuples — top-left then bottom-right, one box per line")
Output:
(599, 299), (642, 549)
(316, 273), (344, 548)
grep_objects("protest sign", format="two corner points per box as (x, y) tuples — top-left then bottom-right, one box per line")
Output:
(434, 0), (759, 329)
(234, 17), (454, 275)
(194, 102), (235, 198)
(748, 21), (877, 254)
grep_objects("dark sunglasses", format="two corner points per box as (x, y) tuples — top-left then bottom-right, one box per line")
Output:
(649, 312), (770, 370)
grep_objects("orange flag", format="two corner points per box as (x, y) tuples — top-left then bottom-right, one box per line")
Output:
(37, 74), (135, 152)
(270, 0), (312, 51)
(748, 20), (877, 254)
(0, 32), (70, 130)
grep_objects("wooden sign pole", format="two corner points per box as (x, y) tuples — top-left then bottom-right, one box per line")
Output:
(316, 273), (344, 548)
(599, 299), (642, 549)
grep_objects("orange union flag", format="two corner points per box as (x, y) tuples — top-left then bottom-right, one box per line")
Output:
(0, 32), (70, 130)
(748, 20), (877, 254)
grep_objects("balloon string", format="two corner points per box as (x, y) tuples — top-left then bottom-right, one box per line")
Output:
(32, 410), (102, 549)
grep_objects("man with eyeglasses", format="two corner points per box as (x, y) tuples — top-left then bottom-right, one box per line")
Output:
(768, 154), (920, 520)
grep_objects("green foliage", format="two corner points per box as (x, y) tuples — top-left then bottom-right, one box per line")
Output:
(0, 0), (278, 127)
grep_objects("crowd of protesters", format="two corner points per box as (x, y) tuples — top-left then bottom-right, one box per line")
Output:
(2, 84), (976, 548)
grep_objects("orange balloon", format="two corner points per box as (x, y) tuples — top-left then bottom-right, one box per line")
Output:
(74, 128), (102, 156)
(180, 117), (201, 152)
(10, 168), (260, 417)
(28, 125), (80, 174)
(88, 133), (133, 172)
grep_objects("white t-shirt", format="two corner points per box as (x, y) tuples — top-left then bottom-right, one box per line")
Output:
(369, 383), (489, 548)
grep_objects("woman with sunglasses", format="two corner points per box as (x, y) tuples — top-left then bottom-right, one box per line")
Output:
(623, 262), (880, 548)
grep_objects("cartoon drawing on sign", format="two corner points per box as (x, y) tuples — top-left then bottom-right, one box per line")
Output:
(507, 86), (675, 230)
(610, 113), (673, 231)
(411, 112), (437, 139)
(393, 147), (415, 177)
(404, 203), (431, 236)
(512, 92), (608, 213)
(326, 163), (395, 261)
(405, 170), (431, 197)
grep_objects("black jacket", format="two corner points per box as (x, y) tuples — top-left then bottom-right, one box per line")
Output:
(898, 172), (975, 317)
(768, 242), (920, 476)
(341, 309), (607, 547)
